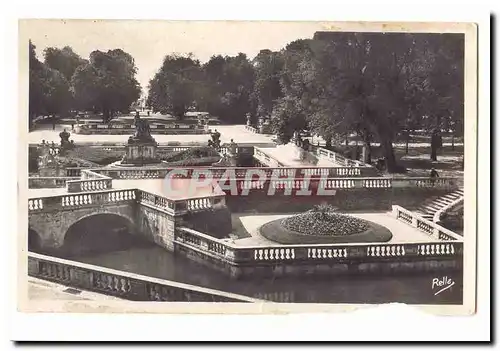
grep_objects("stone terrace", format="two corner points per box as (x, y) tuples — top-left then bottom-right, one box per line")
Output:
(230, 212), (439, 247)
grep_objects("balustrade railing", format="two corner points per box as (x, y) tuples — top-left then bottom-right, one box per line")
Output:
(174, 226), (463, 267)
(28, 252), (256, 302)
(28, 177), (79, 189)
(433, 196), (464, 223)
(311, 145), (370, 168)
(28, 189), (137, 212)
(137, 190), (176, 214)
(245, 125), (259, 133)
(253, 148), (286, 167)
(89, 166), (458, 188)
(66, 167), (85, 177)
(393, 205), (463, 241)
(67, 170), (113, 193)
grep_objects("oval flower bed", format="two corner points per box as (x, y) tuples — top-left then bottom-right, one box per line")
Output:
(259, 205), (393, 244)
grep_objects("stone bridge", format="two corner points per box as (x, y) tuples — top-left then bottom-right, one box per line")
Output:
(28, 188), (227, 255)
(28, 190), (138, 253)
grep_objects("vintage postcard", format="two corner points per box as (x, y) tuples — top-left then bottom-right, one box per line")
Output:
(18, 20), (478, 317)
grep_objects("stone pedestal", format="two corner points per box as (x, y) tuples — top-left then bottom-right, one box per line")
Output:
(123, 142), (161, 165)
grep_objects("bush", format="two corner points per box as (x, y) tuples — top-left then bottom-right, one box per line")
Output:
(67, 147), (125, 165)
(161, 146), (219, 162)
(166, 156), (221, 166)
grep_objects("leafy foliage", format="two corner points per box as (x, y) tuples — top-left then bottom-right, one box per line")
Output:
(147, 55), (201, 119)
(196, 53), (256, 124)
(43, 46), (87, 82)
(72, 49), (141, 122)
(29, 41), (141, 125)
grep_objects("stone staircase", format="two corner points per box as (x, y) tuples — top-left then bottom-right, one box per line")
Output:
(415, 188), (464, 221)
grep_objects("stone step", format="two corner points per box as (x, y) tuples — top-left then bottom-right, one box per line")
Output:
(423, 205), (443, 211)
(420, 215), (434, 220)
(432, 199), (452, 206)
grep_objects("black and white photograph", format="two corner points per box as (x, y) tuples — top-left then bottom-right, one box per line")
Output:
(19, 20), (478, 316)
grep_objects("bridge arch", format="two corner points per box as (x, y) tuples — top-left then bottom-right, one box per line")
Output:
(28, 228), (42, 253)
(61, 212), (145, 257)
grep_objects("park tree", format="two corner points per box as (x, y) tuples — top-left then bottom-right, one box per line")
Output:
(270, 40), (316, 144)
(43, 46), (87, 82)
(72, 49), (141, 122)
(147, 54), (201, 119)
(302, 32), (431, 172)
(29, 40), (74, 127)
(29, 40), (45, 128)
(197, 53), (255, 123)
(415, 34), (464, 160)
(252, 49), (284, 118)
(40, 67), (73, 116)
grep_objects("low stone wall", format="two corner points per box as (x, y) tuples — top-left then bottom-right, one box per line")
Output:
(28, 252), (256, 302)
(226, 188), (393, 213)
(28, 177), (79, 189)
(181, 207), (233, 239)
(225, 187), (454, 213)
(174, 227), (463, 279)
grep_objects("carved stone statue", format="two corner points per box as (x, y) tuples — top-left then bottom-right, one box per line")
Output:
(246, 113), (252, 126)
(208, 129), (221, 151)
(59, 129), (71, 147)
(129, 111), (156, 145)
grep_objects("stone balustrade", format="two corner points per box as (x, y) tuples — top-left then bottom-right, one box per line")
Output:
(393, 205), (463, 241)
(137, 190), (176, 214)
(90, 166), (405, 180)
(174, 227), (463, 272)
(245, 125), (259, 133)
(28, 177), (79, 189)
(391, 177), (459, 189)
(66, 167), (85, 177)
(28, 189), (138, 212)
(67, 170), (113, 193)
(28, 252), (256, 302)
(312, 145), (369, 168)
(76, 124), (208, 135)
(253, 147), (286, 167)
(433, 196), (464, 223)
(136, 190), (225, 216)
(229, 177), (455, 193)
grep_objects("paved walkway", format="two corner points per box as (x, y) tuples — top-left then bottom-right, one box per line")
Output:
(232, 211), (437, 247)
(28, 125), (275, 145)
(28, 179), (217, 199)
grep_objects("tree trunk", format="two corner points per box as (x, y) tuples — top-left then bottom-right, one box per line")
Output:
(364, 140), (372, 164)
(405, 130), (410, 155)
(102, 109), (110, 123)
(345, 134), (348, 146)
(430, 131), (439, 162)
(325, 138), (332, 150)
(451, 134), (455, 150)
(381, 139), (398, 173)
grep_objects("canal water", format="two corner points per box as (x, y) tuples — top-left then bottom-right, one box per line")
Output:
(69, 242), (463, 305)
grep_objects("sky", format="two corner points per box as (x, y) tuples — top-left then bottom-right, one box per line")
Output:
(22, 20), (328, 94)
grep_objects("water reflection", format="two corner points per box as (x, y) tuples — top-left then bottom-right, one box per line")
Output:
(69, 244), (463, 304)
